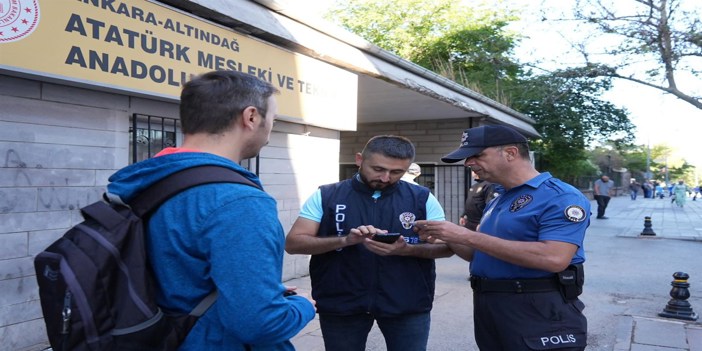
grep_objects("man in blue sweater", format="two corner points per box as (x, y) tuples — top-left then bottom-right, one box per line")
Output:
(286, 135), (453, 351)
(107, 70), (315, 350)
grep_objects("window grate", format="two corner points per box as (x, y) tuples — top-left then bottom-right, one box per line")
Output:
(128, 113), (257, 173)
(130, 114), (179, 164)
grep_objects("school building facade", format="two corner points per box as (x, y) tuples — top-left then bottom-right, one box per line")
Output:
(0, 0), (537, 349)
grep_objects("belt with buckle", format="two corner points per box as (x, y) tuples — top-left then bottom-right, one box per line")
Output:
(470, 276), (560, 293)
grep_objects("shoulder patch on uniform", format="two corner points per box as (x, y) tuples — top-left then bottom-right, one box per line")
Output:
(564, 205), (587, 222)
(509, 195), (533, 212)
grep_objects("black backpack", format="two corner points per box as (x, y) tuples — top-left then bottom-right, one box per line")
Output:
(34, 165), (260, 351)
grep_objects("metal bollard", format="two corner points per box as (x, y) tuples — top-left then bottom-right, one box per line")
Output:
(640, 216), (656, 236)
(658, 272), (698, 321)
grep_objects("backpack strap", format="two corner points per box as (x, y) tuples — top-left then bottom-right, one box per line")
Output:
(129, 165), (261, 218)
(190, 290), (218, 317)
(126, 165), (260, 318)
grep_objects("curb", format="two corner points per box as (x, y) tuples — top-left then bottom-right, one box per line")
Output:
(613, 315), (633, 351)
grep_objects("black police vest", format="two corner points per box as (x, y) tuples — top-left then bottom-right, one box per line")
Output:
(310, 176), (436, 317)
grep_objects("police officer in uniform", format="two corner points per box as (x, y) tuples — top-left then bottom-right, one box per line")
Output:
(415, 125), (590, 350)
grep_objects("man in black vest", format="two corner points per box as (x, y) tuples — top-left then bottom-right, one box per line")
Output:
(286, 135), (453, 351)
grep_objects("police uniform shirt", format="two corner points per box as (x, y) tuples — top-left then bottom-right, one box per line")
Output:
(471, 172), (590, 279)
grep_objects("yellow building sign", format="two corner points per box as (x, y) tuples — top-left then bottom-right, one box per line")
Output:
(0, 0), (357, 130)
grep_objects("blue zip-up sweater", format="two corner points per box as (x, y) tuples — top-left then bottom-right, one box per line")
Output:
(310, 176), (435, 317)
(107, 152), (315, 351)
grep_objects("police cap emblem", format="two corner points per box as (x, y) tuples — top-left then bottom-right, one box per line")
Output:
(564, 205), (586, 222)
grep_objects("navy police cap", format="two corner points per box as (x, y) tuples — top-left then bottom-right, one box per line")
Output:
(441, 125), (528, 163)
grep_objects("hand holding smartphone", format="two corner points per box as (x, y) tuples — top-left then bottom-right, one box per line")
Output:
(371, 232), (401, 244)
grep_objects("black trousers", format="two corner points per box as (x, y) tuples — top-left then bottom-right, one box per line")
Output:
(473, 291), (587, 350)
(593, 195), (610, 218)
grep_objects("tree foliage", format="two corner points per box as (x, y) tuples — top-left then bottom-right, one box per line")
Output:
(326, 0), (520, 100)
(589, 142), (697, 185)
(645, 144), (697, 184)
(512, 71), (635, 183)
(418, 24), (522, 102)
(326, 0), (636, 182)
(563, 0), (702, 109)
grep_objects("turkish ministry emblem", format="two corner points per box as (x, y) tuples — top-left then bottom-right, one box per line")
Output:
(509, 194), (533, 212)
(0, 0), (41, 43)
(564, 205), (587, 222)
(399, 212), (416, 230)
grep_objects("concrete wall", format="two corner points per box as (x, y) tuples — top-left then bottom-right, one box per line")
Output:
(261, 123), (340, 280)
(0, 74), (340, 350)
(340, 118), (472, 164)
(0, 75), (139, 350)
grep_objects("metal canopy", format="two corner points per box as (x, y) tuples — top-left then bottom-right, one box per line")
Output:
(356, 75), (482, 123)
(160, 0), (539, 136)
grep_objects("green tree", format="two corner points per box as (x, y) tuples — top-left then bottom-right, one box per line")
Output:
(550, 0), (702, 109)
(589, 145), (621, 176)
(510, 70), (635, 182)
(413, 22), (521, 101)
(667, 161), (696, 184)
(644, 143), (697, 184)
(620, 144), (649, 180)
(327, 0), (460, 59)
(327, 0), (635, 183)
(326, 0), (520, 100)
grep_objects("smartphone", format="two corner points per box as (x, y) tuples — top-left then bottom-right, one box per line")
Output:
(372, 232), (401, 244)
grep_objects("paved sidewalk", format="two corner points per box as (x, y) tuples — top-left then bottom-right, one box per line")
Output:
(288, 194), (702, 350)
(602, 193), (702, 241)
(597, 194), (702, 351)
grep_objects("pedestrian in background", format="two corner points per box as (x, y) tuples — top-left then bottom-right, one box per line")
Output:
(286, 135), (453, 351)
(401, 162), (422, 185)
(673, 180), (688, 207)
(655, 182), (665, 199)
(629, 179), (641, 200)
(415, 125), (589, 351)
(107, 71), (316, 350)
(642, 180), (653, 198)
(594, 175), (614, 219)
(459, 170), (498, 231)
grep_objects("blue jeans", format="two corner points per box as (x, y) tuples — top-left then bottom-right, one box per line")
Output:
(319, 312), (431, 351)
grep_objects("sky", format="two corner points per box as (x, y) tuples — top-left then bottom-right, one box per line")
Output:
(500, 0), (702, 172)
(292, 0), (701, 172)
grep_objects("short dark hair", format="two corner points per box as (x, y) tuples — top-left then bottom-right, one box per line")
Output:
(361, 135), (415, 161)
(179, 70), (279, 134)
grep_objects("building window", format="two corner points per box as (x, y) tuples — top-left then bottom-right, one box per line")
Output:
(130, 113), (180, 163)
(340, 164), (357, 181)
(128, 113), (257, 173)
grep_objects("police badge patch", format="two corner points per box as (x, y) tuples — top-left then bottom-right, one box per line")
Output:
(564, 205), (586, 222)
(399, 212), (416, 229)
(509, 195), (533, 212)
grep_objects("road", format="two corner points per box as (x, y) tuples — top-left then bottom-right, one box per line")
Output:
(291, 195), (702, 350)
